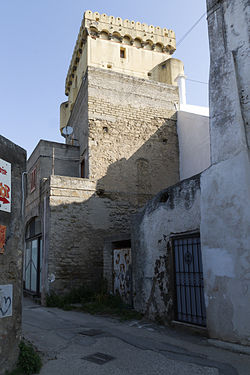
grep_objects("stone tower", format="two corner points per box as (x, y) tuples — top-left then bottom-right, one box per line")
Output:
(60, 10), (180, 131)
(25, 11), (184, 299)
(60, 10), (184, 197)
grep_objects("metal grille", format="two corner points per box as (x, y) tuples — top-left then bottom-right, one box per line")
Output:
(83, 352), (115, 365)
(173, 236), (206, 326)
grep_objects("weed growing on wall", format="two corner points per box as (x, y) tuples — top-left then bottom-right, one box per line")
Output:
(18, 341), (42, 374)
(5, 341), (42, 375)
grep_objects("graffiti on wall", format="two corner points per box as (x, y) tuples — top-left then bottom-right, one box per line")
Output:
(0, 158), (11, 213)
(113, 248), (132, 305)
(0, 284), (13, 318)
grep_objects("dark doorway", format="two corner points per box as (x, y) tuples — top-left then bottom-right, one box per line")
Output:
(24, 218), (42, 296)
(112, 240), (132, 305)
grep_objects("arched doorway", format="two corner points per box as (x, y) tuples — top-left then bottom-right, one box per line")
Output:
(24, 217), (42, 296)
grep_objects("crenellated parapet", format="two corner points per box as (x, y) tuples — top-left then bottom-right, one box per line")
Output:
(65, 10), (176, 95)
(84, 10), (176, 41)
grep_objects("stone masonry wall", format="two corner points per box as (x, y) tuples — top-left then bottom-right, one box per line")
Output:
(45, 175), (139, 294)
(68, 67), (180, 200)
(87, 67), (180, 198)
(61, 67), (181, 294)
(41, 66), (181, 297)
(0, 136), (26, 374)
(26, 141), (79, 225)
(67, 75), (88, 160)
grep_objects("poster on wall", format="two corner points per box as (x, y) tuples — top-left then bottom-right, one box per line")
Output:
(0, 284), (13, 318)
(0, 225), (6, 254)
(0, 158), (11, 213)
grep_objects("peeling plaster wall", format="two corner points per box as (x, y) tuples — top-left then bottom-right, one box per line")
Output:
(201, 0), (250, 345)
(0, 136), (26, 374)
(132, 175), (201, 321)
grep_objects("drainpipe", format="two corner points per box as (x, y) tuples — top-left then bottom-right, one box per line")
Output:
(21, 172), (27, 217)
(21, 171), (27, 309)
(52, 147), (55, 175)
(41, 196), (47, 305)
(176, 74), (187, 106)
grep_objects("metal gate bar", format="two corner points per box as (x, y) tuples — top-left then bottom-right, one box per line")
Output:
(174, 236), (206, 326)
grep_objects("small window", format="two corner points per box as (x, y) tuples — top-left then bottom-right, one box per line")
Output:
(120, 48), (126, 59)
(25, 217), (41, 240)
(81, 159), (86, 178)
(30, 168), (36, 192)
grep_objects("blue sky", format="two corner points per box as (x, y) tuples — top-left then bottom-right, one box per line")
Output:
(0, 0), (209, 156)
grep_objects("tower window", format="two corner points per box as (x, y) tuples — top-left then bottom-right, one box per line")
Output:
(120, 48), (126, 59)
(81, 159), (86, 178)
(30, 168), (36, 192)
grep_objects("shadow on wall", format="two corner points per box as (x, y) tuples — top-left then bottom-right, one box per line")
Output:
(29, 114), (180, 299)
(93, 113), (179, 204)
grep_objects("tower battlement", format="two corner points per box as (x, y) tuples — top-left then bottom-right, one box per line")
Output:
(84, 10), (176, 41)
(65, 11), (176, 95)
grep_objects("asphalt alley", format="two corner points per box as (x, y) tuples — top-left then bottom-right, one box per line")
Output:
(22, 298), (250, 375)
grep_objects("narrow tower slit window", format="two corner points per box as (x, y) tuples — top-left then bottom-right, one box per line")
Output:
(30, 168), (36, 192)
(81, 159), (86, 178)
(120, 47), (126, 59)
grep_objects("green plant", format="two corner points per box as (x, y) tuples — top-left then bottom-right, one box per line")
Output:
(46, 292), (65, 308)
(17, 341), (42, 375)
(46, 285), (96, 309)
(46, 283), (143, 321)
(5, 368), (24, 375)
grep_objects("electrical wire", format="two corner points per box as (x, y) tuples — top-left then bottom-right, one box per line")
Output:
(176, 11), (207, 47)
(186, 78), (208, 85)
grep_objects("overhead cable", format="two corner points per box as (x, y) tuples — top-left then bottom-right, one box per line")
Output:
(186, 78), (208, 85)
(176, 11), (207, 47)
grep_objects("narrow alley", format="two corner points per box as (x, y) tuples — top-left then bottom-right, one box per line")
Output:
(22, 298), (250, 375)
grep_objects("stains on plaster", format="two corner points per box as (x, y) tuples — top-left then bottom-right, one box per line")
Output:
(145, 173), (200, 215)
(144, 241), (174, 321)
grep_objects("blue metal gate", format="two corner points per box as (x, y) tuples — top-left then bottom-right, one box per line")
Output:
(24, 237), (42, 295)
(173, 235), (206, 326)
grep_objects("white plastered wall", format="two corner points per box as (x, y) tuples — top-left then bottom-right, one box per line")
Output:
(201, 0), (250, 345)
(177, 109), (210, 180)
